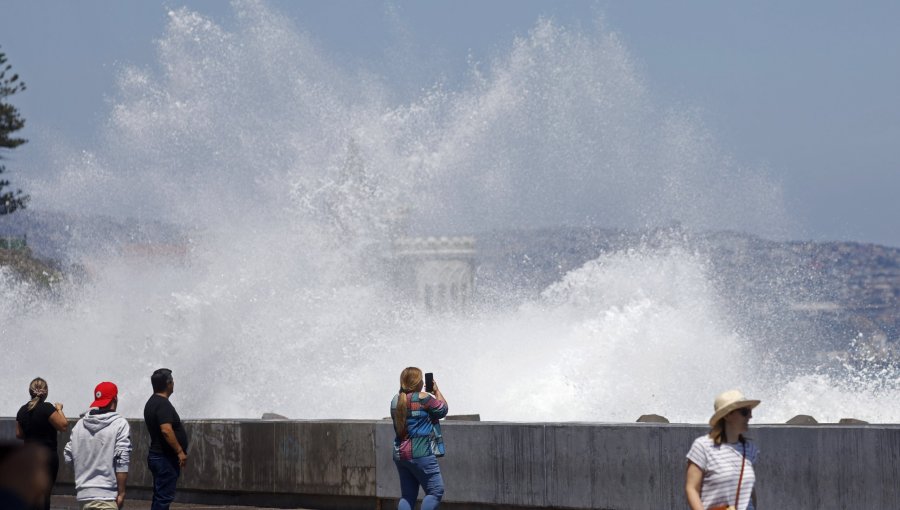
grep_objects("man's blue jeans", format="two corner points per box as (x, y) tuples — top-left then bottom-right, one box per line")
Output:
(147, 452), (180, 510)
(394, 455), (444, 510)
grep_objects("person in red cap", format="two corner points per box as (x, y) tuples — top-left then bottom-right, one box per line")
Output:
(64, 382), (132, 509)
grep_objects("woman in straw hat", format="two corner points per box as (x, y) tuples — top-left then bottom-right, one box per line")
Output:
(685, 389), (760, 510)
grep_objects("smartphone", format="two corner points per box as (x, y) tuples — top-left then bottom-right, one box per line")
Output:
(425, 372), (434, 393)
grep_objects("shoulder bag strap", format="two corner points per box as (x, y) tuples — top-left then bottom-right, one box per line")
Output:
(734, 440), (747, 508)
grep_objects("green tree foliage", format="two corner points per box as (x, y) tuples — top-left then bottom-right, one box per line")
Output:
(0, 46), (29, 215)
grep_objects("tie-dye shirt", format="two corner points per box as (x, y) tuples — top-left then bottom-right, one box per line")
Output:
(390, 392), (448, 460)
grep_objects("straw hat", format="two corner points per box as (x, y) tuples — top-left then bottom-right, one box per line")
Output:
(709, 389), (760, 426)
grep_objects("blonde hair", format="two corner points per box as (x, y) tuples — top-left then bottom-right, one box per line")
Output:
(393, 367), (423, 438)
(26, 377), (48, 412)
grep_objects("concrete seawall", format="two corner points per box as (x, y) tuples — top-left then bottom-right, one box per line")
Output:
(2, 418), (898, 509)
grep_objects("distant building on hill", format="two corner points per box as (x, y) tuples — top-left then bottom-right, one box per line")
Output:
(393, 236), (476, 313)
(0, 234), (27, 251)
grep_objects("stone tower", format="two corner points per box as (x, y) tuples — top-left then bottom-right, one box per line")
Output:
(393, 236), (476, 312)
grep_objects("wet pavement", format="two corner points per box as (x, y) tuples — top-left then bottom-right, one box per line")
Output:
(51, 495), (313, 510)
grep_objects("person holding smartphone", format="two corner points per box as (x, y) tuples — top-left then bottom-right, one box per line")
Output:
(685, 389), (760, 510)
(390, 367), (448, 510)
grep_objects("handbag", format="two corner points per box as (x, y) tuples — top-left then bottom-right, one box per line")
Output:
(710, 441), (746, 510)
(430, 419), (446, 457)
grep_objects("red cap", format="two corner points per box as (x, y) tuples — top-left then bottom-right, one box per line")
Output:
(90, 382), (118, 408)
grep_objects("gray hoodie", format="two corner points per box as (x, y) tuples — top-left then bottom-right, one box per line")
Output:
(64, 410), (131, 501)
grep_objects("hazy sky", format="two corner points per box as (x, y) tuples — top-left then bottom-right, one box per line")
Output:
(1, 0), (899, 247)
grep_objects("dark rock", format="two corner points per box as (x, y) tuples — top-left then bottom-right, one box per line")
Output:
(839, 418), (869, 424)
(261, 412), (288, 420)
(636, 414), (669, 423)
(786, 414), (818, 425)
(445, 414), (481, 421)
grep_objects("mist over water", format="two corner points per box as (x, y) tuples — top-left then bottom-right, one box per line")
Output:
(4, 1), (899, 423)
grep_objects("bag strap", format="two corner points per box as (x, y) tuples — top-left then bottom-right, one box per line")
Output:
(734, 440), (747, 508)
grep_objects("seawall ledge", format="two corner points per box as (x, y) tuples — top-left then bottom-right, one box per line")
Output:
(2, 418), (897, 509)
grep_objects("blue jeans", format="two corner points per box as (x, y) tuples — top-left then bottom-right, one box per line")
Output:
(147, 452), (180, 510)
(394, 455), (444, 510)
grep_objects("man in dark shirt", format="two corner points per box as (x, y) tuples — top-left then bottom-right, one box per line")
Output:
(143, 368), (188, 510)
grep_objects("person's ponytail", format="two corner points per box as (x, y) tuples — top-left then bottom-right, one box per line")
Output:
(709, 418), (726, 445)
(394, 390), (409, 438)
(26, 378), (48, 412)
(393, 367), (423, 439)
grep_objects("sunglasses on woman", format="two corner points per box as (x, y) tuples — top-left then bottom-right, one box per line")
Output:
(738, 407), (752, 417)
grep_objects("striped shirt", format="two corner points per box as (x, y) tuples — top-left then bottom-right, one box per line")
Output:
(390, 392), (448, 460)
(687, 435), (759, 510)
